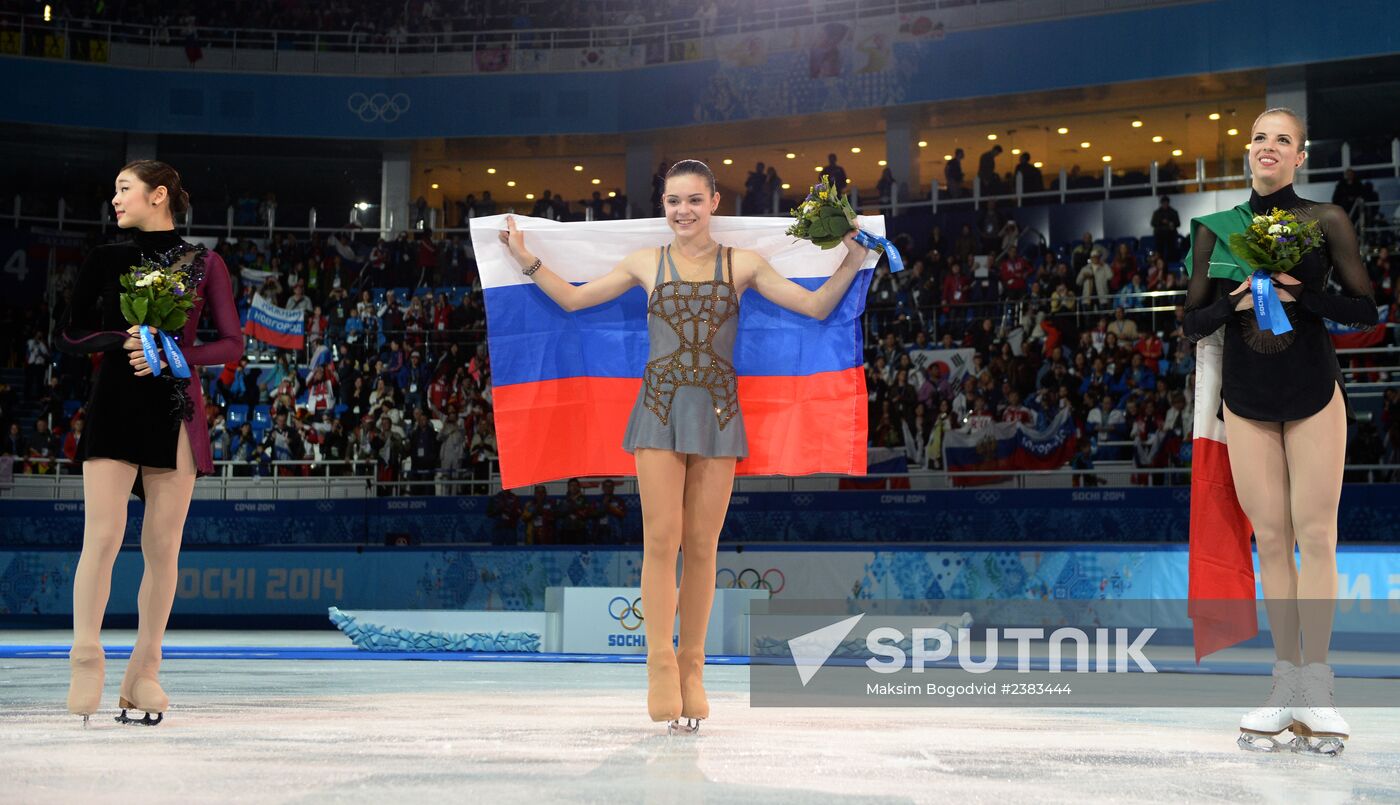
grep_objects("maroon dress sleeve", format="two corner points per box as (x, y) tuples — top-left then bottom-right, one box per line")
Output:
(55, 247), (131, 355)
(182, 252), (245, 366)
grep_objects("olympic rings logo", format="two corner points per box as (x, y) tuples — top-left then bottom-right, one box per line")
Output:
(609, 595), (644, 631)
(716, 567), (785, 595)
(347, 92), (412, 123)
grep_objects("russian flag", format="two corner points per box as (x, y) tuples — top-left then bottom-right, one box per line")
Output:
(1187, 330), (1258, 661)
(942, 408), (1077, 487)
(469, 214), (882, 490)
(244, 294), (305, 349)
(1327, 304), (1388, 349)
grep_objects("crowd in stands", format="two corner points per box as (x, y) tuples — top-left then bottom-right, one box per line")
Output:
(4, 177), (1399, 490)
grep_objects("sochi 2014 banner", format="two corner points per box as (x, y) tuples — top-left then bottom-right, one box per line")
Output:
(942, 407), (1078, 487)
(1328, 304), (1389, 349)
(244, 293), (305, 349)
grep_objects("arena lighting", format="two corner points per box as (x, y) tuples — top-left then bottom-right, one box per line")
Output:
(608, 191), (617, 197)
(1033, 162), (1043, 168)
(986, 133), (997, 141)
(851, 147), (862, 153)
(943, 154), (953, 161)
(1102, 155), (1113, 162)
(1010, 148), (1021, 155)
(1152, 135), (1164, 143)
(525, 193), (535, 200)
(1227, 128), (1239, 136)
(591, 178), (601, 185)
(1209, 112), (1221, 120)
(506, 180), (516, 187)
(487, 168), (497, 174)
(722, 158), (733, 165)
(785, 152), (796, 159)
(1171, 149), (1183, 156)
(1080, 141), (1091, 149)
(573, 165), (583, 171)
(917, 140), (928, 147)
(355, 202), (370, 210)
(1132, 120), (1143, 128)
(1056, 127), (1069, 134)
(877, 160), (887, 166)
(781, 183), (791, 189)
(814, 166), (822, 172)
(430, 183), (440, 189)
(1245, 143), (1252, 150)
(44, 5), (52, 22)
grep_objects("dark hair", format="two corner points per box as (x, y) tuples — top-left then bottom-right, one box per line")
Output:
(121, 160), (190, 215)
(664, 159), (716, 194)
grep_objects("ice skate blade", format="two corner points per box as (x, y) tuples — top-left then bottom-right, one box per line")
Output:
(114, 704), (164, 727)
(1237, 732), (1289, 753)
(1290, 735), (1345, 757)
(666, 718), (702, 736)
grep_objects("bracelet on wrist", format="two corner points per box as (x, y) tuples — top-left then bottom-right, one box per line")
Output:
(523, 257), (542, 276)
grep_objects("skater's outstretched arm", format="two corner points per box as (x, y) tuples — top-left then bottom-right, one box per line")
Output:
(499, 216), (643, 312)
(742, 229), (869, 321)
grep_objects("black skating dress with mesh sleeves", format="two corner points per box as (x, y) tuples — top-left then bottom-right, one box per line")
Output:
(1181, 183), (1378, 422)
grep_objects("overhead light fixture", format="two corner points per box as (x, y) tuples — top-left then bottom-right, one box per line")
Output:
(851, 147), (862, 154)
(487, 168), (497, 174)
(44, 4), (52, 22)
(987, 133), (998, 141)
(1010, 148), (1021, 155)
(943, 154), (953, 161)
(877, 159), (887, 166)
(608, 191), (617, 198)
(525, 193), (535, 200)
(430, 183), (440, 189)
(1244, 143), (1252, 150)
(785, 152), (796, 159)
(781, 183), (791, 190)
(1209, 112), (1221, 121)
(917, 140), (928, 148)
(1151, 135), (1164, 143)
(1101, 155), (1112, 163)
(1227, 128), (1239, 136)
(591, 178), (601, 185)
(1033, 161), (1044, 168)
(506, 180), (516, 187)
(722, 158), (733, 165)
(573, 165), (584, 171)
(1171, 149), (1183, 156)
(1080, 142), (1091, 149)
(356, 202), (370, 211)
(1057, 127), (1069, 134)
(814, 166), (822, 172)
(1132, 120), (1143, 128)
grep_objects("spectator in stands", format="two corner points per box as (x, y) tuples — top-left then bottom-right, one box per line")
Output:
(1070, 232), (1096, 272)
(522, 484), (556, 545)
(25, 329), (49, 401)
(1116, 272), (1147, 310)
(371, 415), (404, 494)
(1331, 169), (1367, 215)
(229, 423), (258, 476)
(1050, 281), (1077, 315)
(437, 414), (465, 487)
(977, 144), (1003, 194)
(1107, 306), (1139, 343)
(876, 167), (896, 214)
(406, 408), (439, 495)
(1015, 153), (1044, 194)
(558, 478), (594, 544)
(743, 162), (767, 215)
(591, 479), (627, 543)
(1368, 245), (1391, 301)
(1110, 243), (1138, 291)
(944, 149), (965, 197)
(1151, 196), (1181, 262)
(468, 418), (496, 481)
(824, 153), (848, 197)
(318, 417), (350, 476)
(487, 487), (522, 545)
(262, 413), (305, 475)
(998, 245), (1030, 299)
(1077, 249), (1112, 308)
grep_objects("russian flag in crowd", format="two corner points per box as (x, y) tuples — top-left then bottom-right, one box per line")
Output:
(941, 407), (1078, 487)
(1187, 330), (1258, 661)
(469, 214), (882, 490)
(244, 294), (305, 349)
(1327, 304), (1389, 349)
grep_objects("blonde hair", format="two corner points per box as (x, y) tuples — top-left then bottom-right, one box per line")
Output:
(1253, 107), (1308, 147)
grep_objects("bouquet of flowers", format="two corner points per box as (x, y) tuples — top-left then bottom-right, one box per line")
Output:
(119, 261), (199, 378)
(1228, 208), (1323, 273)
(1226, 208), (1321, 336)
(787, 176), (861, 250)
(787, 175), (903, 271)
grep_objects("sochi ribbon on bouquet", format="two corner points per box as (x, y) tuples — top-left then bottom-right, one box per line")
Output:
(119, 261), (199, 378)
(1228, 207), (1323, 336)
(787, 175), (904, 272)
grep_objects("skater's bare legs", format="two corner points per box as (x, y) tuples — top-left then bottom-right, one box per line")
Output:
(1282, 383), (1346, 666)
(69, 458), (138, 716)
(676, 453), (736, 721)
(1223, 403), (1300, 665)
(635, 448), (687, 722)
(121, 426), (196, 713)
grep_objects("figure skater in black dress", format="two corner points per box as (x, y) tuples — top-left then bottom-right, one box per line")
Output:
(56, 161), (243, 725)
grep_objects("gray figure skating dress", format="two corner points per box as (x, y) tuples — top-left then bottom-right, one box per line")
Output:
(622, 244), (748, 458)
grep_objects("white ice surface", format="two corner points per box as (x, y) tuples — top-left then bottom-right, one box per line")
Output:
(1, 630), (1398, 804)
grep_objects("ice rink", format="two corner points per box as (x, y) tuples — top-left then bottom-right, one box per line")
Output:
(2, 630), (1398, 804)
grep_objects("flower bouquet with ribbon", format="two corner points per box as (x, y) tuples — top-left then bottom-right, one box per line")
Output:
(1227, 207), (1322, 335)
(119, 262), (198, 379)
(787, 175), (904, 272)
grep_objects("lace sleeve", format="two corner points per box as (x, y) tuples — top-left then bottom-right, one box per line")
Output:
(1296, 205), (1379, 329)
(1182, 224), (1247, 343)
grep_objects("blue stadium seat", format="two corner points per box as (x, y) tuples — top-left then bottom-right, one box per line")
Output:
(1140, 235), (1157, 253)
(226, 404), (249, 427)
(391, 286), (410, 302)
(252, 405), (273, 426)
(63, 399), (82, 418)
(333, 403), (349, 418)
(371, 288), (387, 307)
